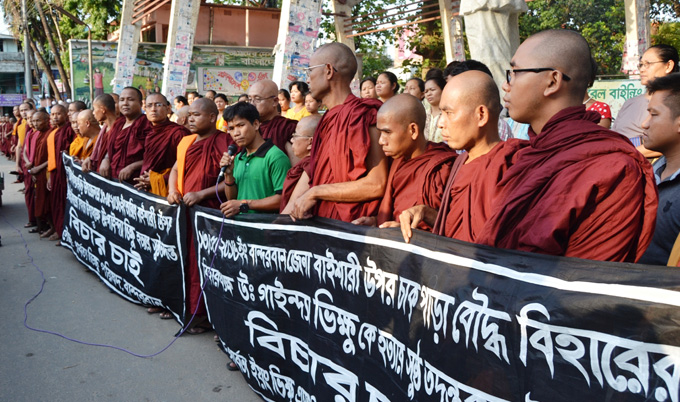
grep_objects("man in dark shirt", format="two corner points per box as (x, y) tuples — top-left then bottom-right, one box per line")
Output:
(639, 73), (680, 265)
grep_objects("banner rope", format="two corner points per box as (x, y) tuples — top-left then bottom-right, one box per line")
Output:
(0, 178), (228, 358)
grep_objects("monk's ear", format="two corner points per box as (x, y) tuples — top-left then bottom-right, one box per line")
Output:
(476, 105), (490, 128)
(408, 122), (419, 140)
(543, 71), (563, 97)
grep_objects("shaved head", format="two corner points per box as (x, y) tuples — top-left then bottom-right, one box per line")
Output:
(147, 92), (169, 105)
(51, 104), (67, 114)
(78, 109), (98, 125)
(248, 79), (280, 122)
(249, 80), (279, 98)
(296, 114), (322, 137)
(378, 94), (427, 133)
(191, 97), (218, 116)
(176, 105), (190, 120)
(313, 42), (357, 81)
(448, 71), (502, 118)
(524, 29), (592, 97)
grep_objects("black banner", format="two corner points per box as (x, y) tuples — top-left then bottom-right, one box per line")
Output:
(193, 206), (680, 402)
(62, 155), (187, 325)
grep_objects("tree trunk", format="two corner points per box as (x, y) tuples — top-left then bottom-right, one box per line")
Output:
(35, 0), (72, 97)
(27, 39), (62, 101)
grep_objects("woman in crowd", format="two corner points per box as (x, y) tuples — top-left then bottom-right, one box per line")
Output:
(278, 89), (291, 116)
(360, 77), (378, 99)
(285, 81), (311, 121)
(404, 77), (425, 101)
(614, 44), (678, 156)
(423, 71), (446, 143)
(375, 71), (399, 103)
(214, 93), (229, 131)
(305, 92), (321, 115)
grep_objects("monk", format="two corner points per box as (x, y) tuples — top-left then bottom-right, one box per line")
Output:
(13, 102), (33, 182)
(72, 110), (100, 160)
(68, 101), (86, 120)
(22, 109), (37, 228)
(476, 29), (657, 262)
(8, 106), (22, 161)
(28, 111), (52, 236)
(280, 115), (320, 213)
(82, 94), (121, 174)
(175, 105), (191, 130)
(104, 87), (153, 182)
(133, 93), (190, 197)
(46, 104), (75, 242)
(247, 80), (297, 162)
(352, 94), (456, 228)
(167, 98), (232, 331)
(291, 42), (388, 222)
(399, 71), (527, 243)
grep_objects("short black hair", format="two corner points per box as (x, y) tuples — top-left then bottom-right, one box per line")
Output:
(379, 71), (400, 93)
(174, 96), (188, 105)
(289, 81), (309, 94)
(206, 90), (217, 96)
(278, 89), (290, 101)
(446, 60), (493, 78)
(187, 91), (201, 98)
(406, 77), (425, 92)
(72, 101), (87, 111)
(214, 93), (228, 103)
(238, 94), (249, 102)
(647, 73), (680, 118)
(647, 44), (679, 73)
(223, 101), (260, 124)
(122, 86), (143, 101)
(361, 77), (376, 88)
(94, 94), (116, 113)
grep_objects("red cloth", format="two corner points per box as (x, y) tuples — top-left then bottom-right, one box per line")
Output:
(107, 115), (153, 181)
(309, 94), (383, 222)
(90, 116), (125, 172)
(181, 130), (232, 317)
(477, 106), (658, 262)
(49, 125), (75, 236)
(432, 140), (527, 242)
(141, 119), (190, 174)
(23, 128), (36, 223)
(587, 101), (612, 120)
(377, 142), (456, 227)
(33, 129), (51, 220)
(279, 156), (312, 211)
(259, 115), (297, 153)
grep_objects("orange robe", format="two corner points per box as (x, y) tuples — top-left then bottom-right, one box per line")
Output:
(376, 142), (456, 228)
(309, 94), (383, 222)
(477, 106), (658, 262)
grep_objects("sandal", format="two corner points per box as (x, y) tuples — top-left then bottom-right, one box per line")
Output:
(147, 307), (164, 314)
(28, 228), (40, 234)
(185, 325), (212, 335)
(227, 361), (239, 371)
(159, 311), (174, 320)
(24, 222), (36, 228)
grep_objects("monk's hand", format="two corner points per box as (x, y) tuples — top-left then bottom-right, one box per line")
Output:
(167, 191), (182, 205)
(220, 200), (241, 218)
(219, 152), (235, 176)
(118, 165), (135, 181)
(182, 192), (203, 207)
(133, 171), (150, 191)
(379, 220), (400, 229)
(81, 157), (92, 173)
(46, 177), (52, 191)
(99, 158), (111, 178)
(25, 162), (33, 170)
(399, 205), (427, 244)
(351, 216), (377, 226)
(290, 189), (316, 221)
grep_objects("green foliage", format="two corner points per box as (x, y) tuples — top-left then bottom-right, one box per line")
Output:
(519, 0), (626, 76)
(57, 0), (120, 41)
(652, 22), (680, 51)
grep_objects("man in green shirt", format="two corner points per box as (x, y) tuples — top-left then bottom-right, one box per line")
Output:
(219, 102), (291, 217)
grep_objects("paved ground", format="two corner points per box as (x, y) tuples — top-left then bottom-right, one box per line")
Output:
(0, 157), (260, 402)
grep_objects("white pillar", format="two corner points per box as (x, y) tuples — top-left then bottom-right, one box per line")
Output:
(621, 0), (650, 75)
(161, 0), (202, 100)
(111, 0), (142, 94)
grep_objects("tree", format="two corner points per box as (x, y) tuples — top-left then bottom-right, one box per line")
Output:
(652, 22), (680, 51)
(55, 0), (120, 41)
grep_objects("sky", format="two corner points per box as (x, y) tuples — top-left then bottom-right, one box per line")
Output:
(0, 10), (9, 35)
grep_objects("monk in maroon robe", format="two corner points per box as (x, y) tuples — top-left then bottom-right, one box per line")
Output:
(28, 112), (52, 234)
(82, 94), (121, 174)
(46, 105), (75, 241)
(291, 43), (389, 222)
(279, 115), (320, 213)
(167, 99), (232, 332)
(106, 87), (153, 183)
(22, 111), (37, 228)
(350, 94), (455, 228)
(248, 80), (297, 160)
(134, 93), (189, 197)
(476, 30), (657, 262)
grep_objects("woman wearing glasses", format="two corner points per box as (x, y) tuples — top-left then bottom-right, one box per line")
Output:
(613, 44), (678, 157)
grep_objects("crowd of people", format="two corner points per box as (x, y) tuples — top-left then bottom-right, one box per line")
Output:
(1, 29), (679, 351)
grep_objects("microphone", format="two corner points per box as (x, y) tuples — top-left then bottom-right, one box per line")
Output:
(218, 144), (239, 182)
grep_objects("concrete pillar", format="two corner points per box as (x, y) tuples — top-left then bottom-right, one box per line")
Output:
(621, 0), (650, 75)
(160, 0), (202, 100)
(439, 0), (466, 63)
(331, 0), (355, 52)
(111, 0), (142, 94)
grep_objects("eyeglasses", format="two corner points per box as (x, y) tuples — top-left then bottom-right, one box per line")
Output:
(145, 102), (167, 109)
(638, 61), (666, 70)
(290, 134), (312, 140)
(247, 96), (276, 104)
(506, 68), (572, 84)
(303, 64), (339, 74)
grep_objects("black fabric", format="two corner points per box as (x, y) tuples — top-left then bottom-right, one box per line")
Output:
(62, 155), (188, 325)
(640, 165), (680, 265)
(192, 206), (680, 402)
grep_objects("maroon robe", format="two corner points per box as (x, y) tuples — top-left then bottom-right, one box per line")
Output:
(432, 140), (527, 242)
(477, 106), (658, 262)
(33, 129), (51, 219)
(141, 119), (190, 175)
(376, 142), (456, 228)
(182, 131), (232, 317)
(309, 94), (383, 222)
(259, 115), (297, 153)
(49, 125), (75, 236)
(23, 128), (36, 224)
(279, 156), (311, 211)
(90, 116), (125, 172)
(107, 114), (153, 182)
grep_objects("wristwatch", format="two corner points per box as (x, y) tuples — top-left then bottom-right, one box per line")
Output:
(239, 201), (250, 213)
